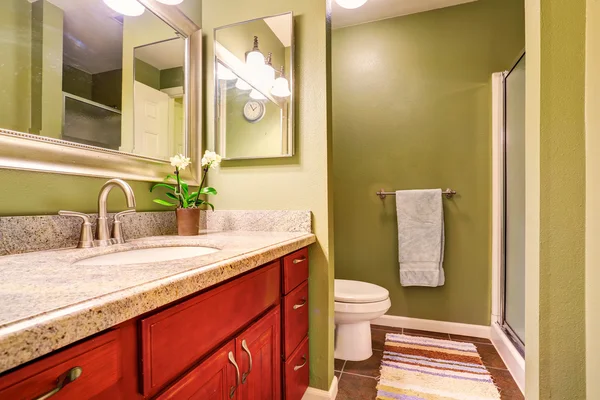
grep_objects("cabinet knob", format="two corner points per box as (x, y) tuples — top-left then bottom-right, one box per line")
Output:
(241, 339), (253, 383)
(293, 298), (307, 310)
(292, 257), (307, 264)
(228, 352), (241, 398)
(33, 366), (83, 400)
(294, 356), (307, 371)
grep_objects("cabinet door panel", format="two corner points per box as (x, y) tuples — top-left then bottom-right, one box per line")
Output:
(157, 341), (237, 400)
(237, 307), (281, 400)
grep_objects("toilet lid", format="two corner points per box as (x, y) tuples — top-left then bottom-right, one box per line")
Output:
(334, 279), (389, 303)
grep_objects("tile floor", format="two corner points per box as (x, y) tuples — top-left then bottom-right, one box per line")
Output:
(335, 325), (524, 400)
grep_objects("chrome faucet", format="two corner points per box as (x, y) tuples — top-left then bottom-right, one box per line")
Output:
(95, 179), (137, 246)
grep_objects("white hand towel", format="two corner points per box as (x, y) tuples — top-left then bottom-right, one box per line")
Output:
(395, 189), (445, 287)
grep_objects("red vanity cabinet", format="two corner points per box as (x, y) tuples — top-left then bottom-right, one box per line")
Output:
(0, 246), (310, 400)
(281, 249), (310, 400)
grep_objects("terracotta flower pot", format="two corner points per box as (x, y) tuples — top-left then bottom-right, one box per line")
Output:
(176, 208), (201, 236)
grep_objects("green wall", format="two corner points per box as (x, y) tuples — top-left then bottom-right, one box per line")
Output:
(160, 67), (184, 89)
(134, 58), (161, 90)
(332, 0), (524, 325)
(203, 0), (334, 390)
(0, 0), (31, 133)
(224, 88), (283, 158)
(93, 69), (123, 110)
(63, 65), (93, 99)
(523, 0), (587, 397)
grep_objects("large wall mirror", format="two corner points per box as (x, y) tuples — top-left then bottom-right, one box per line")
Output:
(0, 0), (202, 183)
(214, 13), (294, 160)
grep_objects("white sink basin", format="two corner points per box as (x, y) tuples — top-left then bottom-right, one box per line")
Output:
(73, 246), (219, 266)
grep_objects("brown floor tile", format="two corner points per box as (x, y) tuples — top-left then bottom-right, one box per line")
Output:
(475, 343), (507, 369)
(335, 358), (346, 371)
(335, 370), (342, 379)
(371, 328), (387, 351)
(371, 324), (403, 333)
(449, 334), (492, 344)
(489, 368), (524, 400)
(404, 328), (450, 339)
(336, 373), (378, 400)
(343, 351), (383, 378)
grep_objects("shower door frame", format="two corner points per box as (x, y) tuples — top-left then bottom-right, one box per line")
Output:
(499, 51), (526, 356)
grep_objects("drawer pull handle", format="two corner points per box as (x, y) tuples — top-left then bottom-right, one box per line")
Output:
(34, 366), (83, 400)
(228, 352), (241, 398)
(293, 298), (307, 310)
(293, 257), (307, 264)
(294, 356), (307, 371)
(241, 339), (253, 383)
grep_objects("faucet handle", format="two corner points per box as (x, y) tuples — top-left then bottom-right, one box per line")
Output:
(58, 211), (94, 249)
(112, 209), (136, 245)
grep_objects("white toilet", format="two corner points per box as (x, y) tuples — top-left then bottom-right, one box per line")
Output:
(334, 279), (391, 361)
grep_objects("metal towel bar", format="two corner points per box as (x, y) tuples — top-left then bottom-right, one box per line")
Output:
(376, 188), (457, 200)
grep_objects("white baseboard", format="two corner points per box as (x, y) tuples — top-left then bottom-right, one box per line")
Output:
(490, 323), (525, 394)
(302, 376), (339, 400)
(371, 315), (491, 339)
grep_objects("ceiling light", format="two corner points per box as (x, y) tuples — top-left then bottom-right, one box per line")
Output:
(246, 36), (265, 69)
(271, 66), (291, 98)
(156, 0), (184, 4)
(262, 52), (276, 87)
(335, 0), (368, 9)
(103, 0), (145, 16)
(250, 89), (267, 101)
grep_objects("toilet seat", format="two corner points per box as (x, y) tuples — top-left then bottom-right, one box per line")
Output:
(334, 298), (391, 313)
(335, 279), (389, 303)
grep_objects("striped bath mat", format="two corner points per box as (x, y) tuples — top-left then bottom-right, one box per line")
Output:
(377, 333), (501, 400)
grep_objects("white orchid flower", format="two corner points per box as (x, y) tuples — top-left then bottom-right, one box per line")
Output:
(201, 150), (222, 169)
(170, 154), (191, 171)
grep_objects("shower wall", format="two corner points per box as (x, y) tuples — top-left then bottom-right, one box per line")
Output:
(332, 0), (525, 325)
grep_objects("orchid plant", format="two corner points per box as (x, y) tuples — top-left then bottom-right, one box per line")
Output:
(151, 151), (222, 210)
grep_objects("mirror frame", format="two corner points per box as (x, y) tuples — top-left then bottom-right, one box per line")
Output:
(213, 12), (295, 161)
(0, 0), (203, 184)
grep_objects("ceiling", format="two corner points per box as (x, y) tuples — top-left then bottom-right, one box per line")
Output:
(47, 0), (124, 74)
(135, 39), (185, 70)
(264, 14), (293, 48)
(332, 0), (478, 28)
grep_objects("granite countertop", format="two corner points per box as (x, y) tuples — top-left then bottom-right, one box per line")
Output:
(0, 231), (315, 374)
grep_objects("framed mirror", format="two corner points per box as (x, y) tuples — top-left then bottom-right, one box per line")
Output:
(0, 0), (203, 184)
(214, 12), (294, 160)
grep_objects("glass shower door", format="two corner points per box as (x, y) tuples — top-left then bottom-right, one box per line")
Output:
(503, 54), (526, 351)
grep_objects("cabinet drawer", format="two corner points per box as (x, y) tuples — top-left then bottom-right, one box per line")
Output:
(0, 331), (121, 400)
(282, 248), (308, 294)
(140, 261), (281, 397)
(283, 336), (309, 400)
(282, 281), (308, 359)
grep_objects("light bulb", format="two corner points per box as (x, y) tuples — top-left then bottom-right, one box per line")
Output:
(103, 0), (145, 16)
(236, 79), (252, 91)
(217, 64), (236, 81)
(246, 51), (265, 68)
(271, 77), (291, 98)
(262, 64), (275, 87)
(335, 0), (368, 9)
(156, 0), (183, 4)
(250, 89), (267, 101)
